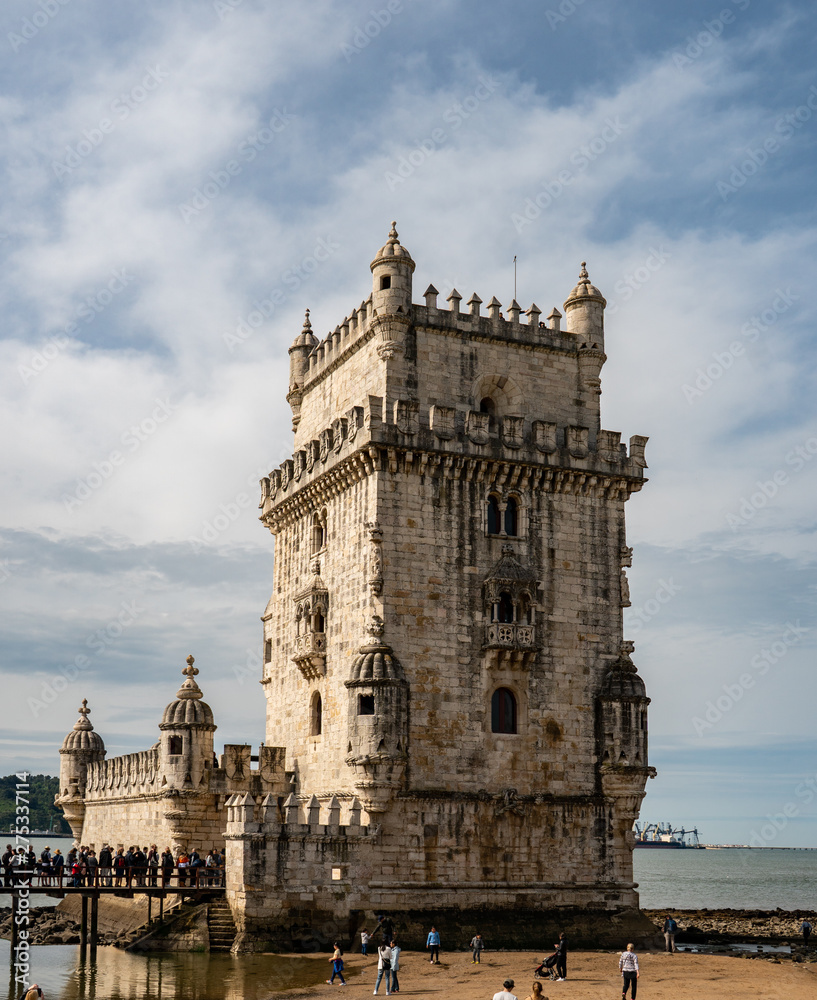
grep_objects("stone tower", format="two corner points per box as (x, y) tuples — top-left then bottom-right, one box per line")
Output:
(232, 224), (654, 951)
(55, 699), (106, 841)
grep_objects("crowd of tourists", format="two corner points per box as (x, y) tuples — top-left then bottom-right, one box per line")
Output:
(2, 843), (225, 888)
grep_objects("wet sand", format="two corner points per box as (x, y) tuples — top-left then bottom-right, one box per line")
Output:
(269, 948), (817, 1000)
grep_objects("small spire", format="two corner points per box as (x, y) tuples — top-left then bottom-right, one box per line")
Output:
(302, 308), (312, 330)
(388, 221), (399, 245)
(78, 699), (90, 718)
(183, 654), (198, 679)
(73, 699), (93, 730)
(176, 655), (203, 701)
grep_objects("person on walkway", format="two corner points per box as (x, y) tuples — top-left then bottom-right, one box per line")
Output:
(801, 918), (812, 948)
(523, 982), (544, 1000)
(373, 941), (392, 995)
(161, 848), (174, 887)
(2, 845), (13, 887)
(389, 939), (401, 992)
(426, 925), (440, 963)
(113, 848), (126, 887)
(52, 849), (64, 887)
(98, 845), (112, 887)
(470, 932), (484, 963)
(619, 943), (639, 999)
(493, 979), (518, 1000)
(326, 942), (346, 985)
(85, 850), (99, 887)
(554, 932), (567, 980)
(39, 847), (52, 887)
(147, 845), (160, 887)
(662, 914), (677, 952)
(360, 928), (371, 956)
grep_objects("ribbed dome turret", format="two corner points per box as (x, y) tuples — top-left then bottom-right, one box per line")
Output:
(600, 642), (648, 700)
(564, 261), (606, 308)
(347, 616), (407, 685)
(60, 699), (105, 753)
(291, 308), (319, 350)
(370, 221), (415, 270)
(160, 655), (215, 727)
(487, 543), (537, 584)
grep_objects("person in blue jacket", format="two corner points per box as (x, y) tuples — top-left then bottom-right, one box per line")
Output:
(426, 926), (440, 963)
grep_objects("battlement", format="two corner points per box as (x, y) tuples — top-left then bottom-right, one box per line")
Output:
(261, 397), (647, 523)
(225, 791), (373, 839)
(300, 292), (582, 391)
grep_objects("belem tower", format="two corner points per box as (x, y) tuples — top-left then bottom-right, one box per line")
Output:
(56, 224), (655, 951)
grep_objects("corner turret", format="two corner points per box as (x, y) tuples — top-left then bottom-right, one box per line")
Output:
(159, 655), (217, 791)
(55, 699), (106, 841)
(564, 261), (606, 345)
(287, 310), (318, 431)
(370, 222), (415, 359)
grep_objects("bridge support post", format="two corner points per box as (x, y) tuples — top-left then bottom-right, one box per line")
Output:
(79, 894), (88, 955)
(10, 893), (18, 955)
(90, 896), (98, 958)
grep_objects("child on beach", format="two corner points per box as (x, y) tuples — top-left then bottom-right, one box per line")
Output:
(327, 942), (346, 985)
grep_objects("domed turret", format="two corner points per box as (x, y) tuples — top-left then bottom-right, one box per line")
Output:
(597, 642), (650, 769)
(564, 261), (606, 344)
(370, 222), (415, 359)
(345, 616), (409, 815)
(55, 699), (106, 841)
(287, 309), (319, 431)
(159, 655), (217, 790)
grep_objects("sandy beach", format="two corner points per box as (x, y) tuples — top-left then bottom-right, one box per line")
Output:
(271, 948), (817, 1000)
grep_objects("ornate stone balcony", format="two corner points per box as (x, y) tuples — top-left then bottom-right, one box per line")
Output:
(292, 631), (326, 679)
(483, 622), (537, 666)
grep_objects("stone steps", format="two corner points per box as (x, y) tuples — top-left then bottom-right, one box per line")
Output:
(208, 899), (236, 952)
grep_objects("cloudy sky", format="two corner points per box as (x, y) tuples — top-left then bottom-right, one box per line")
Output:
(1, 0), (815, 847)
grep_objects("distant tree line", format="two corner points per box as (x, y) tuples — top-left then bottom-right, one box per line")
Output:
(0, 774), (71, 834)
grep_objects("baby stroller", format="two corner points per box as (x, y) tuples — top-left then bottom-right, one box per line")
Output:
(534, 952), (558, 980)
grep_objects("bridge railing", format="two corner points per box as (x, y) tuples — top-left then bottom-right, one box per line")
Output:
(3, 865), (225, 889)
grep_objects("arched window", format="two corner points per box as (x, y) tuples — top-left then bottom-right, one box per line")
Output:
(491, 688), (517, 734)
(311, 693), (322, 736)
(168, 736), (183, 755)
(504, 496), (518, 536)
(498, 592), (515, 623)
(479, 396), (496, 418)
(487, 495), (501, 534)
(311, 512), (325, 553)
(314, 608), (325, 633)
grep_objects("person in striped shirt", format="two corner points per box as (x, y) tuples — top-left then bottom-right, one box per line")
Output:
(619, 943), (639, 999)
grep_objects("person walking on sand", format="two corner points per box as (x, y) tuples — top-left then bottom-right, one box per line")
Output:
(373, 941), (392, 995)
(326, 942), (346, 985)
(524, 982), (545, 1000)
(426, 925), (440, 963)
(389, 939), (401, 992)
(662, 913), (678, 952)
(619, 943), (639, 999)
(470, 932), (485, 963)
(554, 932), (567, 981)
(493, 978), (518, 1000)
(801, 917), (812, 948)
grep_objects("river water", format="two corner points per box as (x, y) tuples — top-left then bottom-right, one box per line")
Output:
(3, 841), (816, 998)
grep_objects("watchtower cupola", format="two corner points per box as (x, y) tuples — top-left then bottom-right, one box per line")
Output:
(369, 222), (414, 359)
(159, 655), (216, 791)
(287, 309), (318, 430)
(563, 261), (606, 345)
